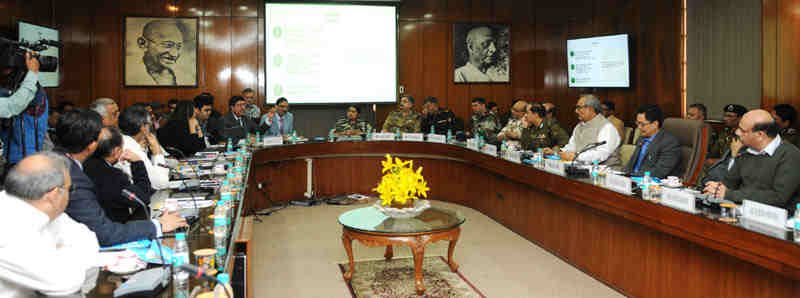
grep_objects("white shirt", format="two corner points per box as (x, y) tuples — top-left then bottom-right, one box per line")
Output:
(117, 135), (170, 190)
(0, 191), (100, 297)
(562, 120), (621, 163)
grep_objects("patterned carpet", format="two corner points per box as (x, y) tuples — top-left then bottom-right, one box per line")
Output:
(338, 256), (485, 298)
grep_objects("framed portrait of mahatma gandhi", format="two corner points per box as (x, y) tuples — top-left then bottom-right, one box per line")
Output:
(124, 17), (198, 87)
(453, 23), (510, 83)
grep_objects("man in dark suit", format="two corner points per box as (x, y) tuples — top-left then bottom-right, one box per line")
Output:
(84, 126), (155, 223)
(214, 95), (258, 145)
(626, 104), (682, 179)
(55, 109), (187, 246)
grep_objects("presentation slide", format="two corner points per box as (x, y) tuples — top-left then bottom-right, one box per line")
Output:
(19, 21), (59, 87)
(566, 34), (629, 88)
(265, 3), (397, 104)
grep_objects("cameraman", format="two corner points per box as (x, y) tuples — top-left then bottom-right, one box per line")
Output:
(0, 51), (47, 168)
(0, 52), (40, 117)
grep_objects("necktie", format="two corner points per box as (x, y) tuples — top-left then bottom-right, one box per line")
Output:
(279, 116), (285, 135)
(633, 138), (652, 173)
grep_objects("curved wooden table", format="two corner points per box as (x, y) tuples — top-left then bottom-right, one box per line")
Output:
(246, 141), (800, 297)
(338, 206), (463, 295)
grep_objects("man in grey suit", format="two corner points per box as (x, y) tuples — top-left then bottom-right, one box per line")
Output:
(626, 104), (682, 178)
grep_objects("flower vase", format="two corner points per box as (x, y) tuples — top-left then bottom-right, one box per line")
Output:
(374, 199), (431, 219)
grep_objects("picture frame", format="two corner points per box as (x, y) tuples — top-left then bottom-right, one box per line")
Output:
(453, 23), (510, 84)
(123, 16), (198, 87)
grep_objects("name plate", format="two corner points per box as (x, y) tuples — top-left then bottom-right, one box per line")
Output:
(427, 134), (446, 144)
(544, 159), (565, 176)
(661, 189), (697, 213)
(466, 138), (479, 151)
(262, 136), (283, 146)
(481, 144), (498, 157)
(605, 174), (632, 195)
(503, 150), (522, 164)
(401, 133), (424, 142)
(742, 200), (787, 229)
(371, 133), (396, 141)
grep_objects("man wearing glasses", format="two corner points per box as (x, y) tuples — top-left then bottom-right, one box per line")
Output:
(557, 94), (621, 166)
(704, 109), (800, 213)
(624, 104), (681, 178)
(129, 20), (188, 85)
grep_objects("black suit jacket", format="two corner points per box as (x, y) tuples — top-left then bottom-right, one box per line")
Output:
(63, 154), (157, 246)
(83, 157), (156, 223)
(157, 120), (206, 156)
(215, 112), (258, 144)
(626, 130), (683, 179)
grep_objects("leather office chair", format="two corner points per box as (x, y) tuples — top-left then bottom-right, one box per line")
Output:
(619, 144), (636, 166)
(661, 118), (708, 186)
(623, 127), (634, 144)
(631, 128), (641, 146)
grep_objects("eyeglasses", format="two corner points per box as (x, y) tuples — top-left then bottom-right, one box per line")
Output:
(635, 121), (652, 127)
(144, 37), (183, 51)
(57, 184), (76, 193)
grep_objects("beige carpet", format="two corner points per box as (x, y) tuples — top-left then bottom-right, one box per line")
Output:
(251, 201), (624, 298)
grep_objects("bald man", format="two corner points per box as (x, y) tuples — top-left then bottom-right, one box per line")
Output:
(126, 20), (189, 85)
(454, 26), (508, 82)
(704, 109), (800, 213)
(497, 100), (529, 150)
(0, 152), (99, 297)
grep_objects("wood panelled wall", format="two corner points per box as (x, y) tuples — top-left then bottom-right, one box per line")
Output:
(762, 0), (800, 110)
(390, 0), (682, 129)
(1, 0), (682, 127)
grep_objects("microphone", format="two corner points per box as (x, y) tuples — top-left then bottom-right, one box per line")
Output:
(175, 264), (232, 298)
(122, 189), (150, 219)
(566, 141), (607, 178)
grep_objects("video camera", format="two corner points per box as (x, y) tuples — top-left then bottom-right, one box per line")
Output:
(0, 36), (60, 73)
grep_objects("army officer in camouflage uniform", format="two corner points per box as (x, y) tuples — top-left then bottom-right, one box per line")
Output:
(334, 105), (372, 136)
(520, 103), (569, 152)
(469, 97), (501, 144)
(382, 96), (421, 133)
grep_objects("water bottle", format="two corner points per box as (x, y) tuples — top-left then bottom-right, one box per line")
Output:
(213, 201), (229, 268)
(794, 203), (800, 244)
(446, 129), (453, 144)
(173, 233), (190, 298)
(366, 129), (373, 141)
(226, 138), (233, 152)
(213, 273), (234, 298)
(328, 129), (335, 142)
(536, 148), (544, 168)
(500, 140), (508, 157)
(642, 171), (652, 200)
(290, 130), (298, 144)
(395, 128), (401, 140)
(255, 131), (261, 145)
(430, 125), (436, 135)
(591, 160), (600, 185)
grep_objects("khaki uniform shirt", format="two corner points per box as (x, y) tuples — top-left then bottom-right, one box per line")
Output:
(520, 119), (570, 151)
(709, 127), (735, 159)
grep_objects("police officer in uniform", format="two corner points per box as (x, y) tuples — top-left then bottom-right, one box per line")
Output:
(709, 104), (747, 160)
(520, 103), (569, 152)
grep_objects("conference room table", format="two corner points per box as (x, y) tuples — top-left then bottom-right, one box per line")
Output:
(244, 139), (800, 298)
(88, 152), (254, 298)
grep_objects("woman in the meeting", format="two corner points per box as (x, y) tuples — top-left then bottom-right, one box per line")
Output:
(333, 105), (372, 136)
(157, 100), (206, 156)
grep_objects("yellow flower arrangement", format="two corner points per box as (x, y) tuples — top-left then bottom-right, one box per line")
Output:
(373, 154), (429, 207)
